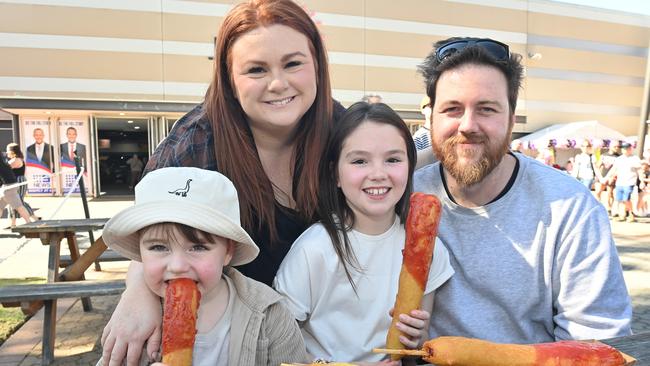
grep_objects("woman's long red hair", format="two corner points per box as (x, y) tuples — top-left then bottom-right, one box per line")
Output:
(204, 0), (333, 243)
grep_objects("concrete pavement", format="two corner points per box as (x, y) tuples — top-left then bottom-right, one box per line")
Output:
(0, 196), (649, 365)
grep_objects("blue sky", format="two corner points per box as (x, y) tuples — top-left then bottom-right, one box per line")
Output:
(550, 0), (650, 16)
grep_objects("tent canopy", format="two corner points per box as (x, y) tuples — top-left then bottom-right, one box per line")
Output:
(520, 120), (626, 148)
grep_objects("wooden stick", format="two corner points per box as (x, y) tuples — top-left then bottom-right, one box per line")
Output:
(372, 348), (427, 356)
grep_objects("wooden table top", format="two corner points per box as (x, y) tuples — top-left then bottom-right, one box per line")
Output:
(602, 332), (650, 365)
(11, 218), (110, 234)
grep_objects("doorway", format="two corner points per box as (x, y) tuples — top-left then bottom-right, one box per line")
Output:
(96, 117), (149, 196)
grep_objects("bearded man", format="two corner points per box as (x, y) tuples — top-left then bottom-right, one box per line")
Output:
(414, 37), (631, 344)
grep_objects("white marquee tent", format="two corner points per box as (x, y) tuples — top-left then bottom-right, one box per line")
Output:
(520, 120), (626, 148)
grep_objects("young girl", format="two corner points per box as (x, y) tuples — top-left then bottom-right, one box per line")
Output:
(274, 102), (454, 364)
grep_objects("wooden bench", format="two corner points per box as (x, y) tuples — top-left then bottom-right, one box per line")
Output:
(0, 280), (125, 303)
(0, 280), (125, 365)
(58, 250), (128, 268)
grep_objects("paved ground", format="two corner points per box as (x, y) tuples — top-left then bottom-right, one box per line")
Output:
(0, 196), (649, 365)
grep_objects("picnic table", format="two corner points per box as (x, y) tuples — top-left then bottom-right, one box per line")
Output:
(602, 331), (650, 365)
(7, 218), (124, 365)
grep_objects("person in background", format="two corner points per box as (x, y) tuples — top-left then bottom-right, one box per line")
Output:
(5, 143), (40, 226)
(606, 142), (643, 222)
(595, 141), (621, 216)
(413, 96), (432, 151)
(361, 93), (383, 104)
(25, 128), (55, 172)
(571, 140), (597, 190)
(274, 102), (453, 364)
(536, 140), (556, 167)
(637, 161), (650, 216)
(126, 154), (144, 189)
(1, 156), (35, 228)
(100, 1), (346, 364)
(415, 36), (631, 343)
(510, 139), (524, 154)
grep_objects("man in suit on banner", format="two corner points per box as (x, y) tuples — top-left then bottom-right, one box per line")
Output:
(60, 126), (87, 169)
(26, 128), (55, 172)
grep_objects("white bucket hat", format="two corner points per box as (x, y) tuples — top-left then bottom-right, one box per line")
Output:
(102, 167), (259, 266)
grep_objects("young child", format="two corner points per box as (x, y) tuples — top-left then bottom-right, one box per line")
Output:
(273, 102), (454, 364)
(100, 167), (308, 366)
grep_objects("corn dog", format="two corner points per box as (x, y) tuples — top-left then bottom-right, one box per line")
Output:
(375, 336), (632, 366)
(162, 278), (201, 366)
(386, 193), (442, 359)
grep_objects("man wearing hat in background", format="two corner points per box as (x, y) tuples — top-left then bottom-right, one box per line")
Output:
(413, 96), (433, 151)
(606, 142), (643, 222)
(99, 167), (308, 365)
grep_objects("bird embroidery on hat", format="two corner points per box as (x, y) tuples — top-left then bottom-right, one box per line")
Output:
(168, 179), (193, 197)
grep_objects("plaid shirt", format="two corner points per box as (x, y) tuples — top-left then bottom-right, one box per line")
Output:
(143, 104), (216, 175)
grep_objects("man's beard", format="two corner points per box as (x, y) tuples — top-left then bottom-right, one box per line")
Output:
(432, 131), (510, 187)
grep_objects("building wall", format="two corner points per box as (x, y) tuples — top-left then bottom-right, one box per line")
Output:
(0, 0), (648, 135)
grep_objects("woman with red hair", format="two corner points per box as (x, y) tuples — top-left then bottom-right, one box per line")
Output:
(101, 1), (345, 364)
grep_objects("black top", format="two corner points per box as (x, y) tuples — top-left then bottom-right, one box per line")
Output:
(236, 205), (309, 285)
(144, 100), (346, 286)
(0, 158), (17, 185)
(12, 161), (26, 177)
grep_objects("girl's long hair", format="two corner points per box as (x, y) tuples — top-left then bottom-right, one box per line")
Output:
(317, 102), (417, 291)
(204, 0), (333, 243)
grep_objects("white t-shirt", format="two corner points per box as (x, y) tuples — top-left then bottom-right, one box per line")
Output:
(273, 216), (454, 362)
(613, 155), (642, 187)
(193, 275), (234, 366)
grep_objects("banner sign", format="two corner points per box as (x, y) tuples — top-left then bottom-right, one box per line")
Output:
(58, 119), (92, 195)
(23, 119), (55, 194)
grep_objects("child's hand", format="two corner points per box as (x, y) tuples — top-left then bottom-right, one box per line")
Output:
(390, 308), (430, 349)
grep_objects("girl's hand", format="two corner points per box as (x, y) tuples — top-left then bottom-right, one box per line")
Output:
(356, 361), (399, 366)
(393, 309), (431, 350)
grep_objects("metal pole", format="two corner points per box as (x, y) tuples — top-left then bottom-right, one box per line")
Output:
(74, 154), (100, 271)
(637, 41), (650, 158)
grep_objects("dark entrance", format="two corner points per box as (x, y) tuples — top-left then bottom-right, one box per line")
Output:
(96, 117), (148, 196)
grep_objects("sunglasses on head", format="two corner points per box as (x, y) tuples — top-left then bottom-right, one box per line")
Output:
(436, 38), (510, 62)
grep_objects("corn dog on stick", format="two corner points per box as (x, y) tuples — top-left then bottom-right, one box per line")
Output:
(162, 278), (201, 366)
(386, 193), (442, 360)
(375, 336), (630, 366)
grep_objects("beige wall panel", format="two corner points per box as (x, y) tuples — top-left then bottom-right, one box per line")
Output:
(364, 30), (442, 58)
(304, 0), (364, 16)
(0, 90), (164, 101)
(329, 64), (364, 90)
(160, 95), (203, 103)
(0, 4), (162, 39)
(162, 14), (223, 42)
(163, 55), (213, 83)
(0, 90), (202, 103)
(525, 111), (638, 136)
(529, 12), (649, 47)
(526, 78), (643, 106)
(526, 46), (646, 77)
(363, 30), (527, 59)
(363, 0), (526, 33)
(319, 26), (364, 53)
(364, 67), (422, 94)
(0, 48), (163, 81)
